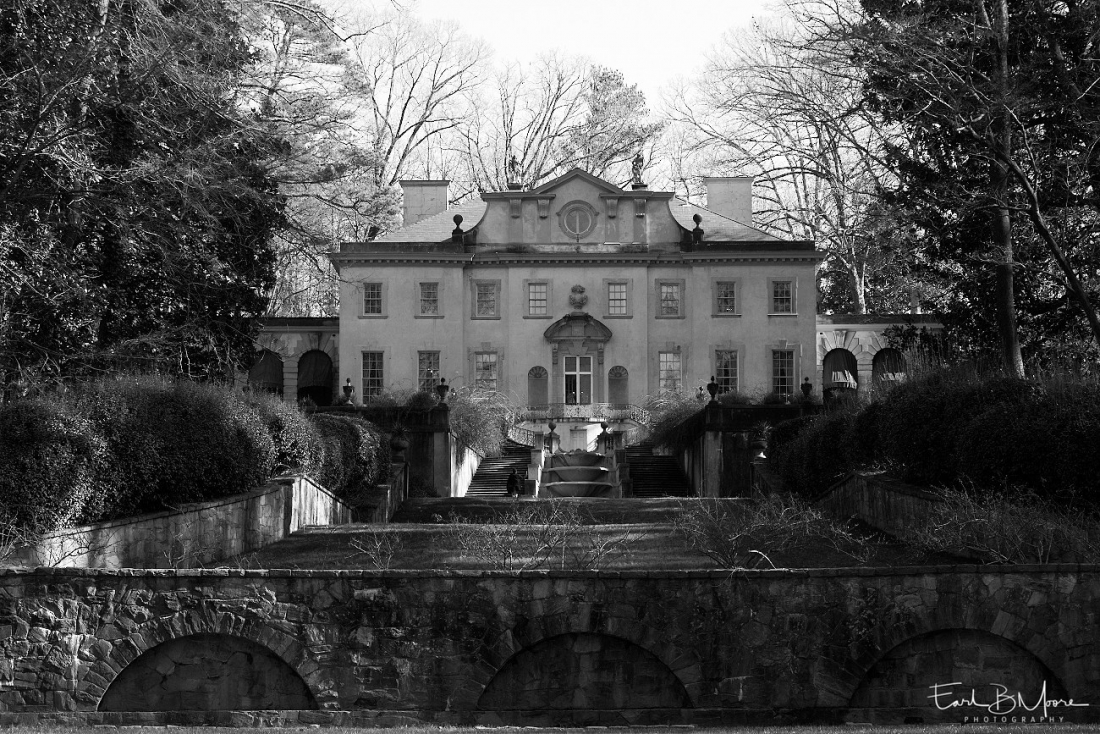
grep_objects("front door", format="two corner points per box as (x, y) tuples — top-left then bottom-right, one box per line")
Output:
(564, 355), (592, 405)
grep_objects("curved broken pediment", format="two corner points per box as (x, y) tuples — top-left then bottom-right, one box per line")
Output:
(543, 312), (613, 342)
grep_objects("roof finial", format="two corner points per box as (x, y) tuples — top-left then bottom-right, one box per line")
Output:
(451, 214), (464, 244)
(692, 213), (704, 245)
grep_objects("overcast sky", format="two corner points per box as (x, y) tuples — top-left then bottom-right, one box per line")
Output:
(403, 0), (782, 107)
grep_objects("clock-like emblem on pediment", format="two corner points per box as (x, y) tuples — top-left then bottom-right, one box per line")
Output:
(569, 285), (588, 310)
(558, 200), (598, 240)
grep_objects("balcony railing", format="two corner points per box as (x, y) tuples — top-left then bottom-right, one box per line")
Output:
(518, 403), (650, 425)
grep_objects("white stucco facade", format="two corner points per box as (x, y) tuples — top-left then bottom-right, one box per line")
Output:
(326, 169), (821, 409)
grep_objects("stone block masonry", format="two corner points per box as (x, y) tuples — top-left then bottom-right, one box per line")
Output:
(0, 565), (1098, 725)
(5, 475), (351, 569)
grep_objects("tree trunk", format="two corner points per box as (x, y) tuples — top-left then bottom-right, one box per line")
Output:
(989, 0), (1026, 377)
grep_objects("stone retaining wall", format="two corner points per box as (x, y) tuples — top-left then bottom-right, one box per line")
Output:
(6, 475), (351, 569)
(1, 565), (1097, 725)
(817, 470), (941, 540)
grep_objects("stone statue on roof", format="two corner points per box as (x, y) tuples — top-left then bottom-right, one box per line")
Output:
(631, 152), (644, 184)
(508, 155), (519, 181)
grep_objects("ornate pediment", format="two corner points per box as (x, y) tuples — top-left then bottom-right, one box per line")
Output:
(543, 312), (613, 342)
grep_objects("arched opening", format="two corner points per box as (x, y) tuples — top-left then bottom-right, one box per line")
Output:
(477, 632), (691, 719)
(849, 629), (1066, 724)
(872, 347), (906, 390)
(822, 348), (859, 405)
(297, 350), (333, 406)
(608, 366), (628, 405)
(248, 350), (284, 396)
(528, 366), (549, 407)
(98, 633), (317, 712)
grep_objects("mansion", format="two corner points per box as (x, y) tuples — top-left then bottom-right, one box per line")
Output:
(252, 169), (934, 415)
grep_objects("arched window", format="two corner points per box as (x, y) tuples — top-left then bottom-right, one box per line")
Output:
(528, 366), (549, 407)
(608, 366), (629, 405)
(873, 348), (906, 389)
(248, 350), (283, 396)
(297, 350), (334, 406)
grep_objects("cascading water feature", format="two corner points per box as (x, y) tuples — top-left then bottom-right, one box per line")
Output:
(538, 450), (615, 498)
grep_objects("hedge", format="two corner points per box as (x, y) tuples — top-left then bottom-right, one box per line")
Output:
(769, 367), (1100, 503)
(0, 376), (390, 535)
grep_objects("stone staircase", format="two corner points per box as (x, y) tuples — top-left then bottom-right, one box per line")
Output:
(623, 441), (692, 498)
(464, 439), (532, 498)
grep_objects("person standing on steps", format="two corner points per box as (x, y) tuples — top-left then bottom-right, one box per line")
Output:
(800, 377), (813, 402)
(506, 468), (521, 498)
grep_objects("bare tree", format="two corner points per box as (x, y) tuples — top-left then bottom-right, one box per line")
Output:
(345, 10), (486, 190)
(667, 12), (908, 314)
(447, 55), (664, 196)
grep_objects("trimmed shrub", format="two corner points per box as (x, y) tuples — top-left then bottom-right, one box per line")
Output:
(875, 372), (1041, 486)
(310, 413), (390, 498)
(246, 392), (323, 475)
(771, 410), (857, 497)
(65, 376), (275, 517)
(0, 398), (106, 532)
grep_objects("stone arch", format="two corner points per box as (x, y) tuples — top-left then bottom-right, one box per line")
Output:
(822, 348), (859, 405)
(814, 596), (1071, 711)
(248, 349), (284, 396)
(847, 628), (1068, 724)
(476, 632), (692, 717)
(528, 366), (549, 406)
(78, 610), (330, 711)
(98, 633), (318, 711)
(872, 347), (906, 390)
(607, 365), (628, 405)
(469, 602), (702, 712)
(297, 349), (334, 406)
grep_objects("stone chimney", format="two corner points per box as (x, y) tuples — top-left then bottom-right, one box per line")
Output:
(399, 180), (449, 227)
(703, 176), (753, 225)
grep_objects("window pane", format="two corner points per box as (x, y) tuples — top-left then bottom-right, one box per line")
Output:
(418, 351), (439, 392)
(659, 352), (681, 392)
(476, 284), (497, 316)
(717, 282), (737, 313)
(528, 283), (547, 315)
(660, 283), (681, 317)
(772, 281), (793, 313)
(716, 350), (738, 393)
(772, 350), (794, 395)
(363, 283), (382, 314)
(420, 283), (439, 315)
(361, 352), (383, 402)
(475, 352), (498, 389)
(608, 283), (627, 315)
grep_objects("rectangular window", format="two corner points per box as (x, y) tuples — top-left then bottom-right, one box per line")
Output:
(474, 352), (498, 390)
(474, 282), (499, 318)
(528, 282), (547, 316)
(771, 281), (794, 314)
(418, 351), (440, 392)
(608, 282), (628, 315)
(659, 283), (681, 317)
(361, 351), (384, 403)
(419, 282), (439, 316)
(716, 350), (738, 393)
(772, 350), (795, 396)
(716, 282), (737, 314)
(363, 283), (383, 315)
(564, 355), (593, 405)
(658, 351), (682, 393)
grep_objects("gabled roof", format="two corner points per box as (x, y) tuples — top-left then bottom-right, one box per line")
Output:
(528, 167), (625, 195)
(371, 201), (487, 245)
(670, 199), (786, 243)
